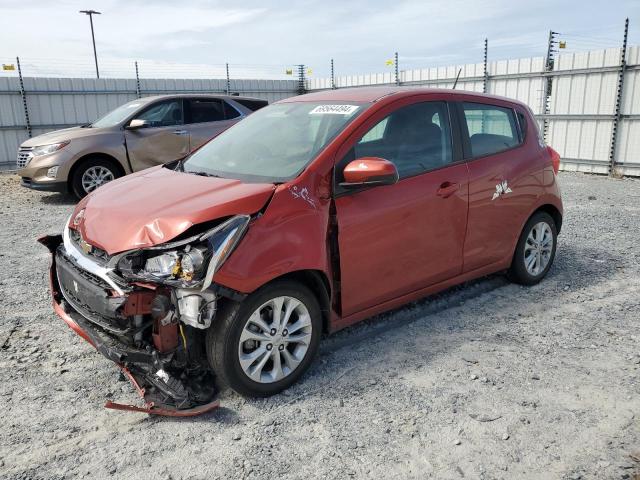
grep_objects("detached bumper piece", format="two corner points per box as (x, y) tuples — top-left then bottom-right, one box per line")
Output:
(40, 235), (220, 417)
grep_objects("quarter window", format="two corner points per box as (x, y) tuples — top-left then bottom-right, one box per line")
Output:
(234, 98), (268, 111)
(136, 100), (183, 127)
(462, 103), (520, 157)
(349, 101), (453, 179)
(223, 101), (241, 120)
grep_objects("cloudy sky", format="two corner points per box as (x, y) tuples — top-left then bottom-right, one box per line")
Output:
(1, 0), (639, 78)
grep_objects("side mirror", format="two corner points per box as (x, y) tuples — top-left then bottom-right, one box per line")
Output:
(340, 157), (399, 188)
(125, 119), (150, 130)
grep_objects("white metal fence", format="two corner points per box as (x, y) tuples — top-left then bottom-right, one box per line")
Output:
(308, 46), (640, 176)
(0, 77), (299, 165)
(2, 46), (639, 176)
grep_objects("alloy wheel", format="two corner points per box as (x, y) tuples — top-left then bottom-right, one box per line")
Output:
(523, 221), (553, 276)
(81, 166), (114, 193)
(237, 296), (312, 384)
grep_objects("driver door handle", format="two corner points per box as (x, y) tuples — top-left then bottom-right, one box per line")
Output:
(172, 130), (188, 136)
(436, 181), (459, 198)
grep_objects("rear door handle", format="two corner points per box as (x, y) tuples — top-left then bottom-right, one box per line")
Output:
(172, 130), (188, 136)
(436, 182), (459, 198)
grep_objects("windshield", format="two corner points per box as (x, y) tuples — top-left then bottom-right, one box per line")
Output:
(182, 102), (367, 183)
(91, 99), (148, 128)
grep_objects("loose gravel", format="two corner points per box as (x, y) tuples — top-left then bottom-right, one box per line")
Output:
(0, 172), (639, 480)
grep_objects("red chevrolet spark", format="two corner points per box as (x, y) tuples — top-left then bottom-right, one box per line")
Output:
(41, 87), (563, 415)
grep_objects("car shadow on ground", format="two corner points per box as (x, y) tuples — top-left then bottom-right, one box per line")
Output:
(38, 193), (78, 206)
(323, 241), (621, 355)
(151, 242), (622, 423)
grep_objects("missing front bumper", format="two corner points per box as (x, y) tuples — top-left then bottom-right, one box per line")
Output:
(40, 234), (220, 417)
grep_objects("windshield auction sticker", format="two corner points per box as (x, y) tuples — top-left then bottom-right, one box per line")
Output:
(309, 105), (359, 115)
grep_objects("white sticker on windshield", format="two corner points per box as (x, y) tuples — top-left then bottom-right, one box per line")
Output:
(309, 105), (359, 115)
(126, 103), (141, 108)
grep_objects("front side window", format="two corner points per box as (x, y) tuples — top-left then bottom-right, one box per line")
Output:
(91, 99), (147, 128)
(182, 102), (367, 183)
(462, 102), (519, 157)
(136, 100), (183, 127)
(347, 101), (453, 179)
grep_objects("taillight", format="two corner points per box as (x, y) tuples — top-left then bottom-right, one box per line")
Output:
(547, 146), (561, 174)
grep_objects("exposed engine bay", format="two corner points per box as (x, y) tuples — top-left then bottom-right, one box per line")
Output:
(39, 213), (251, 415)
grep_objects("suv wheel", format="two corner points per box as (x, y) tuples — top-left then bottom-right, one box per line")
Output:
(71, 158), (121, 198)
(508, 211), (558, 285)
(206, 280), (322, 397)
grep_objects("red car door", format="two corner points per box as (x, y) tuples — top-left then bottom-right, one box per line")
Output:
(459, 101), (542, 272)
(334, 99), (469, 317)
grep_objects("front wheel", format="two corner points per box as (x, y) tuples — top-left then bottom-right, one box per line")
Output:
(508, 211), (558, 285)
(206, 280), (322, 397)
(71, 157), (121, 198)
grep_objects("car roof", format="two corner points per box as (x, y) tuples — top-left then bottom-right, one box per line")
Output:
(278, 86), (527, 107)
(136, 93), (267, 103)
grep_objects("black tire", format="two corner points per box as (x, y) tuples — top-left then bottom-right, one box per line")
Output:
(508, 211), (558, 285)
(206, 280), (322, 397)
(70, 157), (122, 199)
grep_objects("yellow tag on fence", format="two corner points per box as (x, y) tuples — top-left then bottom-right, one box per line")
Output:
(2, 64), (16, 71)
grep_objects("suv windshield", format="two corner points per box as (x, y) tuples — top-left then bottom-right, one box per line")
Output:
(91, 99), (148, 128)
(182, 102), (367, 183)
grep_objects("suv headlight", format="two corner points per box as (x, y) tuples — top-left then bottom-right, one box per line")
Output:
(31, 141), (70, 157)
(116, 215), (250, 290)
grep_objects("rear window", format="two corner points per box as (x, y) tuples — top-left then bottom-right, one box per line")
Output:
(234, 98), (268, 112)
(462, 103), (520, 157)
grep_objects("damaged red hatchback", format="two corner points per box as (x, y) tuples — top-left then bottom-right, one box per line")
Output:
(41, 87), (563, 415)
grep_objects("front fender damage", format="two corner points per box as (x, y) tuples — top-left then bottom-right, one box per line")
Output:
(39, 234), (220, 416)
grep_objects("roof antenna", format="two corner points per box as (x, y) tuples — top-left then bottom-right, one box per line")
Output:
(452, 68), (462, 89)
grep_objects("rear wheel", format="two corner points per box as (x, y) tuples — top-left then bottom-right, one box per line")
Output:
(206, 280), (322, 397)
(508, 211), (558, 285)
(71, 157), (121, 198)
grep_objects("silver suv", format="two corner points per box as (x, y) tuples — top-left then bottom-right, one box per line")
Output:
(16, 94), (267, 198)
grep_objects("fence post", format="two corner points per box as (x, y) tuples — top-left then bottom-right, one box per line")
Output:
(297, 64), (306, 94)
(608, 17), (629, 176)
(394, 52), (400, 85)
(134, 61), (141, 98)
(542, 30), (558, 143)
(16, 56), (32, 138)
(483, 38), (489, 93)
(331, 58), (336, 89)
(226, 63), (231, 95)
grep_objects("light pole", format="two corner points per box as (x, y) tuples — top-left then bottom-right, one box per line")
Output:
(79, 10), (101, 78)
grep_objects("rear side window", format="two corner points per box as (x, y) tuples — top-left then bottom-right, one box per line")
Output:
(462, 103), (520, 157)
(186, 99), (226, 124)
(234, 98), (268, 111)
(343, 101), (453, 179)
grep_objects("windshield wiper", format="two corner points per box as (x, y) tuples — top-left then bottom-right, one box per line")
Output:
(80, 123), (92, 128)
(187, 170), (223, 178)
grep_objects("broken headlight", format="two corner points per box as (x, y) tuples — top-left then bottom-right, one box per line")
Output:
(116, 215), (250, 290)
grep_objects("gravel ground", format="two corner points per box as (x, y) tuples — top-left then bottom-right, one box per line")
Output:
(0, 172), (639, 480)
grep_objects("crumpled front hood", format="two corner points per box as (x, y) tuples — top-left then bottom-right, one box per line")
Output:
(73, 166), (275, 255)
